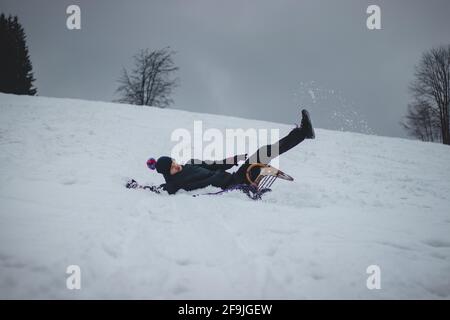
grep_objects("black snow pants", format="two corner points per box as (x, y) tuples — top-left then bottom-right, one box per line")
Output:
(231, 126), (307, 185)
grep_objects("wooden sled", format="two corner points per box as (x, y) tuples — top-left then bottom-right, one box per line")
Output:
(245, 163), (294, 191)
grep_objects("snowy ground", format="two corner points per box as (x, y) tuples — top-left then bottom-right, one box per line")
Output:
(0, 93), (449, 299)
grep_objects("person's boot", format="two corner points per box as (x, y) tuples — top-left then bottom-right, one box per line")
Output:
(299, 109), (315, 139)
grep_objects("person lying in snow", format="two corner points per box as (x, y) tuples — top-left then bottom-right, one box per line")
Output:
(148, 109), (315, 195)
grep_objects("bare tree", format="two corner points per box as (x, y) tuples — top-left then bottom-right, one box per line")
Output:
(116, 47), (178, 108)
(403, 45), (450, 144)
(401, 101), (441, 142)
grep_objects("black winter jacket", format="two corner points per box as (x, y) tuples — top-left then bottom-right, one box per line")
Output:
(160, 157), (240, 194)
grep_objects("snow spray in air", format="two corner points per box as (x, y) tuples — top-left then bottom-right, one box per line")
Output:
(293, 81), (373, 134)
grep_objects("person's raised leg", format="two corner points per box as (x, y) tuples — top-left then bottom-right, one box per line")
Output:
(247, 109), (315, 164)
(232, 109), (315, 184)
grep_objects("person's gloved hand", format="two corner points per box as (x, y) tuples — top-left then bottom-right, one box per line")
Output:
(160, 183), (177, 195)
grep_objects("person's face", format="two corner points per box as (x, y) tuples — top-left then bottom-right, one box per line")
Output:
(170, 160), (182, 175)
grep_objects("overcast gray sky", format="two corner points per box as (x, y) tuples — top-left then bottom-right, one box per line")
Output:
(2, 0), (449, 138)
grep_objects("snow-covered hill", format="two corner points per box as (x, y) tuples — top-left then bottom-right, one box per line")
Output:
(0, 93), (449, 299)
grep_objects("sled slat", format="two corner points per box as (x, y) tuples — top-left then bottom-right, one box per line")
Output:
(258, 175), (277, 191)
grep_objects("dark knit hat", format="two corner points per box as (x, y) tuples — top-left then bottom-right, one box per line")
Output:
(155, 156), (173, 175)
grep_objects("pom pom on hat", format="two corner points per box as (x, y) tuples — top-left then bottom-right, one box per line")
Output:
(146, 158), (157, 170)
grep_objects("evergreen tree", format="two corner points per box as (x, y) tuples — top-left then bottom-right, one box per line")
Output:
(0, 13), (37, 95)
